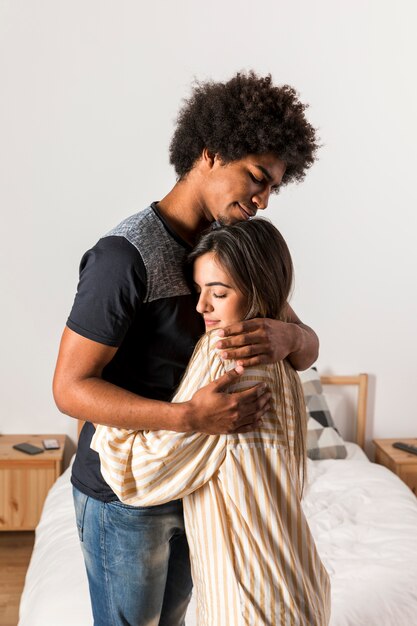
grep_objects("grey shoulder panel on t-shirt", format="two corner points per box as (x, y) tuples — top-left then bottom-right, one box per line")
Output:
(105, 206), (191, 303)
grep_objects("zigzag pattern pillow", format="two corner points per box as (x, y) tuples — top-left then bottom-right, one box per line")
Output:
(298, 368), (347, 460)
(306, 417), (347, 460)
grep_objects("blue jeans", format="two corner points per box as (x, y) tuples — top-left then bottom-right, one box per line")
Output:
(73, 486), (192, 626)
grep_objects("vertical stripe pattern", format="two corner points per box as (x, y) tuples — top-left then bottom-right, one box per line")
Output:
(91, 333), (331, 625)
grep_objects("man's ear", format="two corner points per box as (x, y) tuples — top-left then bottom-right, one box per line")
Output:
(201, 148), (216, 168)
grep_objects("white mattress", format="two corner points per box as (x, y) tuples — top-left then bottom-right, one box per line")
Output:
(19, 443), (417, 626)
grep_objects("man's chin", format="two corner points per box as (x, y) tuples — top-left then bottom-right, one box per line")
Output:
(216, 214), (240, 227)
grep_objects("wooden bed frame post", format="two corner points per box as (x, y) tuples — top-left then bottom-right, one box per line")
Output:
(320, 374), (368, 449)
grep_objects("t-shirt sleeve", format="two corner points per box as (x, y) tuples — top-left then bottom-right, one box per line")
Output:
(66, 236), (146, 347)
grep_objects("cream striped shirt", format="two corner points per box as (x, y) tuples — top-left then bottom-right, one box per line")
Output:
(91, 333), (331, 625)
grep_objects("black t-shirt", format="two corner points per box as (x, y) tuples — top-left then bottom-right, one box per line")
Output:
(69, 204), (204, 501)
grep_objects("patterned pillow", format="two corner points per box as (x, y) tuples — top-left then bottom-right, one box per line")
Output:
(306, 417), (347, 460)
(298, 368), (347, 460)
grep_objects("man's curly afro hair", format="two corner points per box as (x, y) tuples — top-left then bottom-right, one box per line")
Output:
(169, 71), (319, 188)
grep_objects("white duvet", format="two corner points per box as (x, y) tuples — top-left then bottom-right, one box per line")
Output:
(19, 443), (417, 626)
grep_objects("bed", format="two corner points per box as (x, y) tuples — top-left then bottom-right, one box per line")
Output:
(19, 374), (417, 626)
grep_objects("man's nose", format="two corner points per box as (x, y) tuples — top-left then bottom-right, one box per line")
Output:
(252, 188), (270, 211)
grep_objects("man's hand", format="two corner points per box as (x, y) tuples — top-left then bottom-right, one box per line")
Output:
(54, 327), (271, 434)
(213, 306), (319, 371)
(185, 367), (271, 434)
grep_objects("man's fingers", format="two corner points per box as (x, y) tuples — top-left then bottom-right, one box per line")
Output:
(233, 423), (260, 434)
(233, 384), (269, 403)
(219, 318), (263, 338)
(216, 322), (265, 351)
(213, 367), (245, 392)
(230, 389), (271, 428)
(233, 403), (270, 432)
(257, 393), (272, 412)
(208, 370), (271, 433)
(216, 333), (260, 350)
(238, 392), (271, 417)
(235, 354), (271, 368)
(219, 344), (271, 361)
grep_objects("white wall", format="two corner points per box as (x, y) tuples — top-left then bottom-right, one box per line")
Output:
(1, 0), (416, 454)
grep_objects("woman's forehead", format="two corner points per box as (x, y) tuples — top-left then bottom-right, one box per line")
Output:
(193, 253), (234, 286)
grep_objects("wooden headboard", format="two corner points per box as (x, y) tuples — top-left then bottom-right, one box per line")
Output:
(320, 374), (368, 449)
(77, 373), (368, 449)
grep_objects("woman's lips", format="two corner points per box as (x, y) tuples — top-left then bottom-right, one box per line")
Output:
(204, 319), (220, 326)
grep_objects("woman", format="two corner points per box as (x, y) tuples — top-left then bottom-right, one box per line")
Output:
(91, 218), (331, 625)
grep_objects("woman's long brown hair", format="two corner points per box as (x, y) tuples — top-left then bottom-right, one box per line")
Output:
(189, 218), (307, 495)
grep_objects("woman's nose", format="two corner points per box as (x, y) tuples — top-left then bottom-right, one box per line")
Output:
(196, 294), (212, 314)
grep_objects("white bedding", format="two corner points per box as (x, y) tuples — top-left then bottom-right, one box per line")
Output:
(19, 443), (417, 626)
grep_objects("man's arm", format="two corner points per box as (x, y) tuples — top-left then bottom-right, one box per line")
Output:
(212, 304), (319, 371)
(53, 327), (271, 434)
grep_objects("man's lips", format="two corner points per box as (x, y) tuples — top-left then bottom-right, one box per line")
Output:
(237, 203), (256, 219)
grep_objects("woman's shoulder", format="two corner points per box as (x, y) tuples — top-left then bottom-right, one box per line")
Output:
(192, 331), (227, 378)
(172, 332), (227, 402)
(191, 331), (223, 361)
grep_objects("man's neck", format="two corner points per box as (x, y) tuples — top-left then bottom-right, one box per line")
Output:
(156, 179), (211, 247)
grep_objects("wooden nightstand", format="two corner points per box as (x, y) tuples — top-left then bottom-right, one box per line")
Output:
(0, 434), (66, 531)
(373, 438), (417, 496)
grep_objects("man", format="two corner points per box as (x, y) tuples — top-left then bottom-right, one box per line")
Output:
(53, 71), (319, 626)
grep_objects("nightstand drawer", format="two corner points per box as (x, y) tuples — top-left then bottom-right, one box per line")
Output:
(374, 438), (417, 496)
(396, 467), (417, 496)
(0, 434), (66, 530)
(0, 466), (58, 530)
